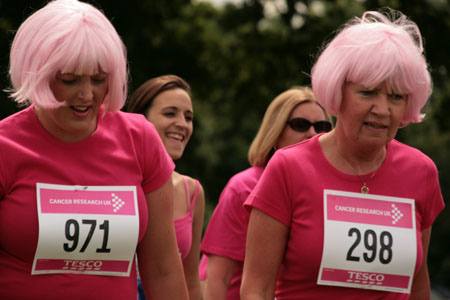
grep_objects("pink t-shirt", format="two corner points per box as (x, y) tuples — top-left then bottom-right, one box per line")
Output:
(175, 177), (200, 260)
(201, 166), (264, 300)
(0, 106), (174, 300)
(245, 135), (444, 300)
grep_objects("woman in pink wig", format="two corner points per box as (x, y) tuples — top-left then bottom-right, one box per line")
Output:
(241, 9), (444, 300)
(0, 1), (188, 299)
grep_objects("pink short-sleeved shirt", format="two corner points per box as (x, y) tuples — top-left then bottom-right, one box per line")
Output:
(201, 166), (264, 299)
(245, 135), (444, 300)
(0, 106), (174, 300)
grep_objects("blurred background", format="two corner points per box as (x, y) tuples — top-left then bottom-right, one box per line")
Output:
(0, 0), (449, 296)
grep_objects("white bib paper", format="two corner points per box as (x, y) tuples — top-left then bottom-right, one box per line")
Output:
(317, 189), (416, 293)
(32, 183), (139, 276)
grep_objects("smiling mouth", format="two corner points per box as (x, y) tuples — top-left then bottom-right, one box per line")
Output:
(71, 106), (90, 113)
(69, 105), (92, 118)
(167, 132), (184, 142)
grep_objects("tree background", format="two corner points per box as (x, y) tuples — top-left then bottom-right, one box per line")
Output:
(1, 0), (449, 292)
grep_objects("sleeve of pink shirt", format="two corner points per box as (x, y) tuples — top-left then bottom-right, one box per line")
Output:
(422, 158), (445, 229)
(139, 118), (175, 194)
(201, 181), (250, 261)
(245, 152), (292, 228)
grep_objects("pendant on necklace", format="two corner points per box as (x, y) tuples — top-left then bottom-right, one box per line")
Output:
(361, 184), (369, 194)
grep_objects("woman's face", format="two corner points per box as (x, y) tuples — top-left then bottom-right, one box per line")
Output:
(276, 102), (329, 149)
(336, 81), (407, 149)
(36, 71), (108, 142)
(146, 88), (193, 160)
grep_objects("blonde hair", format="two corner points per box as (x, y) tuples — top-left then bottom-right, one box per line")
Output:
(248, 87), (330, 167)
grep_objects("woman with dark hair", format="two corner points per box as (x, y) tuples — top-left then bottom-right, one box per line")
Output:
(128, 75), (205, 300)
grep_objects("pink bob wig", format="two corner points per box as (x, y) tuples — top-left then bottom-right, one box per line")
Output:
(311, 10), (431, 124)
(9, 0), (127, 111)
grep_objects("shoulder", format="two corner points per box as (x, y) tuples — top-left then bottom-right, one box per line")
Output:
(260, 137), (322, 186)
(229, 166), (263, 183)
(102, 111), (161, 148)
(226, 166), (264, 193)
(178, 173), (205, 203)
(389, 139), (436, 168)
(103, 111), (154, 132)
(268, 137), (317, 171)
(0, 106), (34, 133)
(278, 135), (318, 157)
(0, 107), (45, 150)
(184, 175), (205, 216)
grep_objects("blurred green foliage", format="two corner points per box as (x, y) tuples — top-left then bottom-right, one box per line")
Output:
(1, 0), (449, 288)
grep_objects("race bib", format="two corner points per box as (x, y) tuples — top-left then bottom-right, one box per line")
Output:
(32, 183), (139, 276)
(317, 189), (416, 293)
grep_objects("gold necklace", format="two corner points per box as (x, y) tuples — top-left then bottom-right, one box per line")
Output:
(338, 152), (384, 194)
(357, 171), (377, 194)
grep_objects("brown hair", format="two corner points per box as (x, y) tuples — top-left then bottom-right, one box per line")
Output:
(127, 74), (191, 115)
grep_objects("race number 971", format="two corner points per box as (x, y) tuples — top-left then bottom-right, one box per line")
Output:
(64, 219), (111, 253)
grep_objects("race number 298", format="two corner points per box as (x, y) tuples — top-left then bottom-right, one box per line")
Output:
(346, 228), (393, 264)
(318, 190), (416, 293)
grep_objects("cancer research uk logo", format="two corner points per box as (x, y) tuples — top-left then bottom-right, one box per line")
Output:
(68, 193), (126, 213)
(43, 188), (133, 215)
(329, 194), (409, 228)
(111, 193), (125, 213)
(391, 204), (404, 225)
(48, 193), (126, 213)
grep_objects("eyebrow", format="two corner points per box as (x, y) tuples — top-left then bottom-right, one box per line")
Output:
(162, 106), (193, 114)
(57, 72), (107, 77)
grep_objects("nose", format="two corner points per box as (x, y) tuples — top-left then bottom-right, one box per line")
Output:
(174, 114), (188, 128)
(305, 125), (317, 139)
(371, 94), (390, 116)
(79, 80), (94, 101)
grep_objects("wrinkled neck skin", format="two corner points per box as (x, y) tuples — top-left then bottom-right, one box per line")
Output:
(319, 129), (387, 176)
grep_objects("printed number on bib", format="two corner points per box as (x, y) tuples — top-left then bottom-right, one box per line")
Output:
(346, 228), (393, 264)
(318, 189), (416, 294)
(64, 219), (111, 253)
(32, 183), (139, 276)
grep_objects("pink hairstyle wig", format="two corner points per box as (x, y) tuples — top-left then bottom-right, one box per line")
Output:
(9, 0), (128, 111)
(311, 10), (431, 123)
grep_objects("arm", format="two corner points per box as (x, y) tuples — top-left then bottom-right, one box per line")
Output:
(137, 177), (189, 300)
(183, 183), (205, 300)
(203, 255), (238, 300)
(240, 208), (288, 300)
(410, 227), (432, 300)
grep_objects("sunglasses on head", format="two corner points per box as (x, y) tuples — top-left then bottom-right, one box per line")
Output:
(286, 118), (332, 133)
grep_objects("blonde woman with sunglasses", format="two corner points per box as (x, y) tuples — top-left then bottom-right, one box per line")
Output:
(200, 86), (331, 300)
